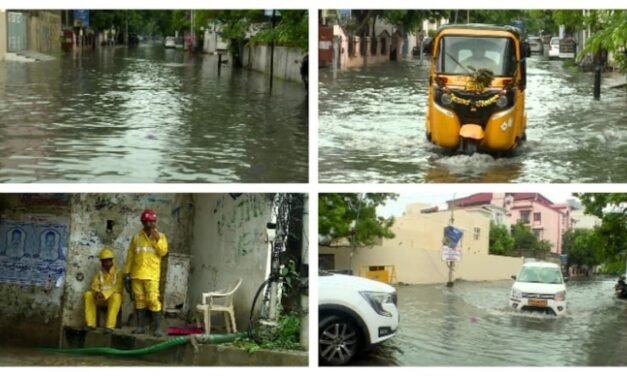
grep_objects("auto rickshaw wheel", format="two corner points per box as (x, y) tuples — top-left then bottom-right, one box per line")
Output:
(460, 138), (479, 156)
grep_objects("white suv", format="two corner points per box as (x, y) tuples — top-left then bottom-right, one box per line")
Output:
(509, 261), (567, 316)
(318, 271), (399, 365)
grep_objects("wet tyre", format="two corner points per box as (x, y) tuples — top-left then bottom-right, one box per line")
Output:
(461, 138), (478, 156)
(319, 314), (362, 366)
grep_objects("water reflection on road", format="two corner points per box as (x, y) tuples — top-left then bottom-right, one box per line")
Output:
(353, 278), (627, 366)
(0, 45), (308, 183)
(319, 56), (627, 183)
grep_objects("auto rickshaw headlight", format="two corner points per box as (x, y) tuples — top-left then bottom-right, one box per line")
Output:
(441, 93), (453, 106)
(496, 95), (508, 108)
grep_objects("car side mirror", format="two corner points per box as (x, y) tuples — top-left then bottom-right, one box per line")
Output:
(511, 275), (517, 280)
(423, 38), (434, 55)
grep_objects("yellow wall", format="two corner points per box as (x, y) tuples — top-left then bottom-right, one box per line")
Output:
(319, 203), (523, 284)
(28, 11), (62, 54)
(0, 11), (7, 61)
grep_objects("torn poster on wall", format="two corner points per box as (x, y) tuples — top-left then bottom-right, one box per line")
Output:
(0, 219), (69, 287)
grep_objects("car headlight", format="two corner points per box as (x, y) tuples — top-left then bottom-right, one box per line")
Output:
(554, 290), (566, 302)
(511, 288), (522, 299)
(496, 94), (508, 108)
(441, 93), (453, 106)
(360, 291), (394, 317)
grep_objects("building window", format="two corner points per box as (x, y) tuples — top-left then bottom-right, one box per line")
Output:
(474, 227), (480, 240)
(533, 212), (541, 223)
(533, 229), (543, 239)
(520, 210), (531, 224)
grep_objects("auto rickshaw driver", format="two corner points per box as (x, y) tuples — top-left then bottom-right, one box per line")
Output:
(454, 40), (499, 74)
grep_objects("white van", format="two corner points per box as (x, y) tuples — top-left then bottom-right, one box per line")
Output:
(509, 261), (567, 315)
(319, 271), (399, 365)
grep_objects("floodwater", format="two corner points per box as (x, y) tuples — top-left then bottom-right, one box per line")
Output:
(0, 345), (163, 366)
(0, 44), (308, 183)
(319, 56), (627, 183)
(353, 278), (627, 366)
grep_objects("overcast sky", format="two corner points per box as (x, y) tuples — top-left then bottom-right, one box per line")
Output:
(377, 192), (577, 218)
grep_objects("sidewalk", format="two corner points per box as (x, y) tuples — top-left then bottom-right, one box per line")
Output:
(603, 71), (627, 89)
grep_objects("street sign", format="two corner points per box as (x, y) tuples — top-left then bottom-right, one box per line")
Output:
(443, 225), (464, 249)
(73, 10), (89, 27)
(441, 246), (462, 262)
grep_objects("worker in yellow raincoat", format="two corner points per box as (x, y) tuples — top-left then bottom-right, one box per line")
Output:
(84, 247), (124, 333)
(124, 209), (168, 336)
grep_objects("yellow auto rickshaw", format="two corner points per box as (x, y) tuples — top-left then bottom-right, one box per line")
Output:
(424, 24), (531, 155)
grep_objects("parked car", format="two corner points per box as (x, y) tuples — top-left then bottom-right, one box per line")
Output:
(319, 271), (399, 365)
(548, 37), (561, 59)
(528, 36), (543, 54)
(164, 36), (176, 49)
(509, 261), (567, 316)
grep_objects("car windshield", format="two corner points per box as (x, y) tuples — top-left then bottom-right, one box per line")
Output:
(518, 266), (563, 284)
(437, 35), (517, 76)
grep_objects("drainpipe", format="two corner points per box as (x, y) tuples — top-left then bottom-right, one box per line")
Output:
(300, 195), (309, 350)
(260, 193), (283, 330)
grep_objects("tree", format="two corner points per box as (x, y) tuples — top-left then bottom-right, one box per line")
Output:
(319, 193), (398, 247)
(575, 193), (627, 273)
(511, 223), (553, 259)
(582, 11), (627, 73)
(562, 228), (603, 268)
(489, 222), (514, 256)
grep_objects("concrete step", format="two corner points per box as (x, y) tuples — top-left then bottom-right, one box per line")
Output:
(5, 50), (56, 63)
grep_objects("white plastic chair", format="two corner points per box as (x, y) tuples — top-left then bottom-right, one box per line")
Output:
(196, 278), (242, 335)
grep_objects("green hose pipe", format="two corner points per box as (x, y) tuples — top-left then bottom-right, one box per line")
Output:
(43, 332), (247, 356)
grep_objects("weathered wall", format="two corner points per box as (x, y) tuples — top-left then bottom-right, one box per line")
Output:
(243, 44), (304, 83)
(188, 193), (273, 329)
(0, 194), (71, 346)
(28, 10), (62, 54)
(320, 246), (523, 284)
(61, 193), (194, 328)
(0, 11), (7, 61)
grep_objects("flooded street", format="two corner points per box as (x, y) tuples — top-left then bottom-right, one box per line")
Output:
(0, 45), (308, 183)
(354, 278), (627, 366)
(0, 345), (163, 366)
(319, 56), (627, 183)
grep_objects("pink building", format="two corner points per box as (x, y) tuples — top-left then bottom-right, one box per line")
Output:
(448, 193), (573, 254)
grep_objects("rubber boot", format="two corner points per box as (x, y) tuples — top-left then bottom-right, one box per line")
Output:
(151, 311), (164, 337)
(132, 309), (146, 334)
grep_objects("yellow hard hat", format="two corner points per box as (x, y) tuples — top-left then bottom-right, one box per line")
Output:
(99, 248), (115, 260)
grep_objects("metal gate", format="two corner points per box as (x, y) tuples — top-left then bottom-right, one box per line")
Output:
(7, 12), (28, 52)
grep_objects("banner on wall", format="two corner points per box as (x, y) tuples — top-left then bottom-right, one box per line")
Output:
(0, 219), (69, 287)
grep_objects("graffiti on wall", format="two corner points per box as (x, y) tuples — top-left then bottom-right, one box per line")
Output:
(0, 219), (68, 286)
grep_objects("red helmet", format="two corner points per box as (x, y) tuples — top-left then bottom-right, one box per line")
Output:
(140, 209), (157, 222)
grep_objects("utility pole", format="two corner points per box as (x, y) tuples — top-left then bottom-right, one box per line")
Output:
(332, 35), (339, 80)
(349, 193), (364, 275)
(190, 9), (194, 52)
(447, 194), (456, 287)
(269, 10), (277, 92)
(593, 50), (602, 100)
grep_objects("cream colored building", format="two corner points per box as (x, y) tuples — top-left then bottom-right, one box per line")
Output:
(320, 203), (523, 284)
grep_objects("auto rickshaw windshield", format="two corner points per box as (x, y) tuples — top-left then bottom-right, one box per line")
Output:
(436, 36), (518, 77)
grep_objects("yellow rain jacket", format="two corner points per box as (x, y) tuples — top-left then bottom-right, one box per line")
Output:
(124, 230), (168, 281)
(90, 265), (124, 299)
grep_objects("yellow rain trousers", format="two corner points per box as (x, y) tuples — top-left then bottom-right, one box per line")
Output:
(84, 265), (124, 329)
(125, 230), (168, 312)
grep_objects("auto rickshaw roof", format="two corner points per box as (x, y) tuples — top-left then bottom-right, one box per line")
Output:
(435, 24), (522, 39)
